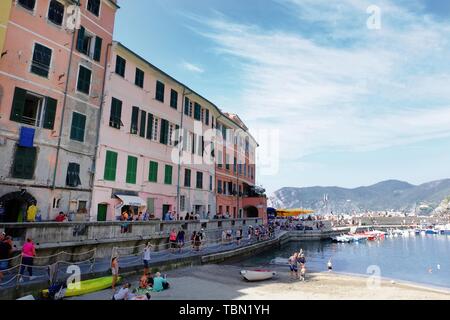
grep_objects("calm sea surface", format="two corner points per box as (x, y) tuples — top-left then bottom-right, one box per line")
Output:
(237, 234), (450, 289)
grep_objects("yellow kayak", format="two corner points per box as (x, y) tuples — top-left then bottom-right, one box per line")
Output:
(43, 276), (121, 298)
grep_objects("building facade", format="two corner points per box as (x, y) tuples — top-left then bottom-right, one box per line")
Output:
(0, 0), (118, 222)
(215, 113), (267, 221)
(0, 0), (12, 52)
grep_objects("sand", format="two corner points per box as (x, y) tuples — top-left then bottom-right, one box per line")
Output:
(69, 264), (450, 300)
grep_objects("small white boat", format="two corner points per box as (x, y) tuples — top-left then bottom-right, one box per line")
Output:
(17, 295), (35, 300)
(241, 270), (277, 282)
(270, 257), (289, 265)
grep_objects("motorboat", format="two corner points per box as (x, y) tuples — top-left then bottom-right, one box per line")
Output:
(241, 270), (277, 282)
(331, 235), (352, 243)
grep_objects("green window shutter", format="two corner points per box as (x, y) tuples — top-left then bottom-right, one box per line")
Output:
(149, 161), (158, 183)
(146, 113), (154, 140)
(170, 89), (178, 109)
(104, 151), (117, 181)
(194, 103), (201, 120)
(66, 162), (81, 187)
(10, 87), (27, 122)
(205, 109), (210, 125)
(12, 146), (37, 180)
(93, 36), (102, 62)
(184, 169), (191, 187)
(70, 112), (86, 142)
(76, 26), (85, 52)
(135, 68), (144, 88)
(139, 110), (146, 138)
(164, 165), (173, 185)
(156, 81), (165, 102)
(130, 106), (139, 134)
(43, 97), (57, 130)
(77, 66), (91, 95)
(146, 198), (155, 214)
(115, 55), (126, 77)
(160, 119), (169, 145)
(126, 156), (138, 184)
(196, 172), (203, 189)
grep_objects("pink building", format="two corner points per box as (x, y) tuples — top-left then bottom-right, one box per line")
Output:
(0, 0), (118, 222)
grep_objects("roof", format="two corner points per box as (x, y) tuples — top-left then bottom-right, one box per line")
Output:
(113, 41), (259, 146)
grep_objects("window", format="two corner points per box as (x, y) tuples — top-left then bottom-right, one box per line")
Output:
(184, 169), (191, 187)
(66, 163), (81, 187)
(104, 151), (117, 181)
(87, 0), (100, 16)
(31, 43), (52, 78)
(155, 81), (165, 102)
(194, 103), (201, 121)
(109, 97), (122, 129)
(115, 55), (126, 77)
(170, 89), (178, 109)
(130, 106), (139, 134)
(226, 155), (230, 171)
(126, 156), (138, 184)
(146, 113), (154, 140)
(180, 196), (186, 212)
(196, 172), (203, 189)
(234, 157), (237, 173)
(135, 68), (144, 88)
(48, 0), (64, 26)
(18, 0), (35, 11)
(77, 65), (91, 95)
(217, 150), (223, 168)
(70, 112), (86, 142)
(160, 119), (169, 145)
(10, 87), (57, 129)
(12, 146), (37, 179)
(76, 28), (102, 62)
(209, 175), (213, 191)
(147, 198), (155, 214)
(184, 97), (189, 116)
(148, 161), (158, 183)
(152, 117), (159, 141)
(164, 165), (173, 185)
(217, 180), (222, 194)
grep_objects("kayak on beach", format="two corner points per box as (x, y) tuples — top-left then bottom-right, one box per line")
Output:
(42, 276), (121, 298)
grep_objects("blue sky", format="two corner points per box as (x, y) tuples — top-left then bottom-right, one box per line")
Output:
(114, 0), (450, 194)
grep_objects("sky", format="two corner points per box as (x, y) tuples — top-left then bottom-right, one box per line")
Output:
(114, 0), (450, 194)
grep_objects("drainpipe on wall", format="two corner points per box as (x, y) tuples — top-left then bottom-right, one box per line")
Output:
(88, 42), (112, 221)
(176, 88), (191, 218)
(51, 22), (77, 195)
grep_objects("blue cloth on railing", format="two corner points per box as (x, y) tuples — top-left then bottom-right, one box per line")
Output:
(19, 127), (35, 148)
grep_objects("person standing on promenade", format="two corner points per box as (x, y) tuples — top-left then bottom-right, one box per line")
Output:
(26, 202), (38, 222)
(111, 256), (119, 291)
(0, 236), (13, 283)
(169, 229), (177, 253)
(236, 228), (243, 246)
(176, 229), (185, 253)
(327, 259), (333, 272)
(19, 238), (36, 282)
(143, 243), (151, 275)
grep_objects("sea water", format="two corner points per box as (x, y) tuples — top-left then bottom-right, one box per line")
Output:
(237, 234), (450, 289)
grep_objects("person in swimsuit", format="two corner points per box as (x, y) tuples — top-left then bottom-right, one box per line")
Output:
(111, 256), (119, 290)
(288, 252), (299, 279)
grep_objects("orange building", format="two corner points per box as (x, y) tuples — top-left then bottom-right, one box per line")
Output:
(215, 113), (267, 222)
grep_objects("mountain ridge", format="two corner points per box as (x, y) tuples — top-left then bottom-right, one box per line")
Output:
(269, 179), (450, 214)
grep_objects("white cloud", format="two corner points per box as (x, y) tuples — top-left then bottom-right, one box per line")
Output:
(181, 61), (205, 73)
(188, 0), (450, 167)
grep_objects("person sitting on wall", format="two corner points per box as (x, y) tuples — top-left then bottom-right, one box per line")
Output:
(185, 212), (190, 221)
(55, 212), (67, 222)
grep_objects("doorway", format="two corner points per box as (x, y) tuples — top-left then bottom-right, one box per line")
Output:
(97, 204), (107, 222)
(0, 191), (36, 223)
(162, 205), (171, 217)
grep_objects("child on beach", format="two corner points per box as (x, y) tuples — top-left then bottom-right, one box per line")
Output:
(300, 265), (306, 281)
(327, 259), (333, 272)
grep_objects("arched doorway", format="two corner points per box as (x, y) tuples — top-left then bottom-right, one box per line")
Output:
(244, 206), (259, 218)
(0, 191), (36, 223)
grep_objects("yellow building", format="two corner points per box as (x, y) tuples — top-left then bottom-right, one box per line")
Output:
(0, 0), (12, 52)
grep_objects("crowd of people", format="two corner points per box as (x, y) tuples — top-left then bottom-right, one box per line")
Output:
(0, 232), (37, 284)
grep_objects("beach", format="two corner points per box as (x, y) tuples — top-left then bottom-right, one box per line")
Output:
(69, 264), (450, 300)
